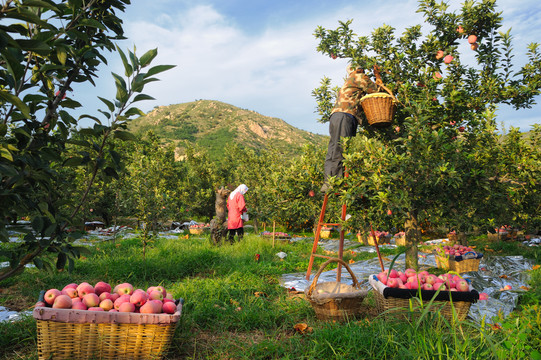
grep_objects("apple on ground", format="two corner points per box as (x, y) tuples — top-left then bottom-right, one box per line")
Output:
(52, 295), (73, 309)
(44, 289), (61, 305)
(479, 292), (489, 300)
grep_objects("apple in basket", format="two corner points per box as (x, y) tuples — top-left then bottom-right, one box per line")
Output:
(52, 295), (73, 309)
(61, 287), (78, 298)
(99, 298), (114, 311)
(77, 283), (95, 297)
(99, 292), (115, 302)
(114, 282), (134, 296)
(377, 272), (388, 285)
(114, 294), (131, 310)
(456, 280), (470, 292)
(433, 283), (446, 291)
(72, 301), (87, 310)
(387, 278), (399, 288)
(94, 281), (112, 296)
(162, 301), (177, 314)
(44, 289), (61, 305)
(118, 302), (136, 312)
(83, 293), (100, 308)
(130, 289), (149, 307)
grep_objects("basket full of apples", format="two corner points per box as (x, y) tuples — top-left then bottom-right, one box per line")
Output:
(435, 244), (483, 273)
(369, 269), (479, 321)
(33, 281), (182, 360)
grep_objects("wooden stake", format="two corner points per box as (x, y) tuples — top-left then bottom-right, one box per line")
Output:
(272, 221), (276, 248)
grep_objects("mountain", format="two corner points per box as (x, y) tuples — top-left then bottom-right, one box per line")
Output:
(128, 100), (328, 159)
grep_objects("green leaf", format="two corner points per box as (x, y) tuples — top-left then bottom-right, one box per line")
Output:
(15, 39), (51, 56)
(0, 90), (31, 118)
(139, 48), (158, 67)
(63, 157), (83, 166)
(144, 64), (176, 78)
(0, 147), (13, 161)
(77, 18), (107, 30)
(56, 252), (67, 270)
(133, 94), (155, 102)
(56, 47), (67, 65)
(124, 107), (144, 117)
(32, 217), (44, 233)
(116, 47), (133, 77)
(78, 114), (102, 124)
(113, 130), (137, 141)
(22, 0), (61, 13)
(33, 257), (44, 270)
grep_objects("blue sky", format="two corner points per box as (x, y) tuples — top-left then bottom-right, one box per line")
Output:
(73, 0), (541, 135)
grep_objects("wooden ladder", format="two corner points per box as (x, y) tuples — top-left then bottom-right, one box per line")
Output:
(305, 192), (348, 281)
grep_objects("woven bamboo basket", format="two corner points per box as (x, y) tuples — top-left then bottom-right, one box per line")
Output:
(320, 229), (331, 239)
(33, 301), (182, 360)
(357, 234), (391, 246)
(395, 235), (406, 247)
(435, 253), (481, 273)
(305, 258), (368, 321)
(372, 290), (471, 321)
(360, 85), (397, 128)
(189, 228), (205, 235)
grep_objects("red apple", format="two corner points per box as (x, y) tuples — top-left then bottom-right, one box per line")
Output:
(503, 285), (512, 290)
(435, 50), (444, 59)
(457, 25), (464, 33)
(479, 292), (489, 300)
(114, 294), (131, 310)
(72, 301), (87, 310)
(456, 280), (470, 292)
(130, 289), (149, 307)
(62, 283), (78, 291)
(433, 283), (446, 291)
(94, 281), (112, 296)
(468, 34), (477, 44)
(388, 269), (399, 278)
(376, 272), (388, 285)
(61, 287), (78, 299)
(77, 283), (95, 297)
(88, 307), (104, 311)
(422, 283), (433, 291)
(109, 309), (118, 312)
(425, 275), (437, 285)
(150, 300), (163, 313)
(83, 293), (100, 308)
(99, 292), (114, 302)
(148, 290), (164, 301)
(387, 278), (399, 288)
(114, 283), (134, 296)
(444, 55), (453, 64)
(118, 302), (136, 312)
(44, 289), (61, 305)
(308, 190), (315, 197)
(162, 301), (177, 314)
(470, 43), (479, 51)
(34, 301), (46, 308)
(52, 294), (73, 309)
(405, 269), (416, 278)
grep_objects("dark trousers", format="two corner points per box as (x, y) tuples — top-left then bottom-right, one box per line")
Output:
(228, 227), (244, 243)
(324, 112), (358, 180)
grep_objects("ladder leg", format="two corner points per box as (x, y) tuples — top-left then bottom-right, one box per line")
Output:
(336, 203), (347, 281)
(305, 194), (329, 280)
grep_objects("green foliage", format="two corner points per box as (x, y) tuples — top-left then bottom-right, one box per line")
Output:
(0, 1), (174, 281)
(312, 0), (541, 267)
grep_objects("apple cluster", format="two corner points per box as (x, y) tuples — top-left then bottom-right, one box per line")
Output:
(189, 223), (210, 229)
(376, 269), (477, 293)
(36, 282), (177, 314)
(439, 244), (475, 257)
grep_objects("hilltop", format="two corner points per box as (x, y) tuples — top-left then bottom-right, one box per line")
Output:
(128, 100), (328, 159)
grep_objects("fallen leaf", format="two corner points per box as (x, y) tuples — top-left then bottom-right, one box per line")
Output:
(294, 323), (313, 334)
(520, 286), (530, 291)
(349, 259), (355, 264)
(533, 265), (540, 270)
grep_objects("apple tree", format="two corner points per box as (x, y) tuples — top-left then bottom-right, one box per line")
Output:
(313, 0), (541, 268)
(0, 1), (174, 280)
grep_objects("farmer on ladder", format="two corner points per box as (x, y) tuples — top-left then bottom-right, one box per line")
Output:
(321, 64), (382, 193)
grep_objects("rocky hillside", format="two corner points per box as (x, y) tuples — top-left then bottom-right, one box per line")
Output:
(128, 100), (328, 159)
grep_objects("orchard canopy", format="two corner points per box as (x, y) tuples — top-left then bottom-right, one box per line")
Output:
(312, 0), (541, 268)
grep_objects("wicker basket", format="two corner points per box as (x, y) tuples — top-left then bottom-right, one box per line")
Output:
(320, 229), (331, 239)
(360, 90), (397, 128)
(395, 235), (406, 247)
(33, 301), (182, 360)
(372, 289), (471, 321)
(189, 228), (205, 235)
(357, 234), (391, 246)
(305, 258), (368, 321)
(435, 253), (481, 273)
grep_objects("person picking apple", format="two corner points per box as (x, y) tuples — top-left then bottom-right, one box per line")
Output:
(227, 184), (249, 243)
(321, 64), (382, 193)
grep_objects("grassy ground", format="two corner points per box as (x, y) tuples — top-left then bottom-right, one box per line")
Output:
(0, 231), (540, 359)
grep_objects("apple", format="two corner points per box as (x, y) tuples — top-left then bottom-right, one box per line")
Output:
(62, 283), (78, 291)
(398, 273), (407, 284)
(457, 25), (464, 33)
(72, 301), (87, 310)
(111, 293), (120, 302)
(456, 280), (470, 292)
(114, 283), (134, 296)
(83, 293), (100, 308)
(44, 289), (61, 305)
(154, 286), (167, 297)
(479, 292), (489, 300)
(71, 297), (82, 305)
(148, 290), (164, 301)
(433, 72), (442, 80)
(77, 283), (95, 297)
(109, 309), (118, 312)
(405, 269), (416, 278)
(436, 50), (444, 59)
(418, 270), (429, 277)
(504, 285), (512, 290)
(94, 281), (112, 296)
(34, 301), (46, 308)
(118, 302), (136, 312)
(88, 307), (104, 311)
(52, 294), (73, 309)
(444, 55), (454, 64)
(114, 294), (131, 310)
(433, 283), (446, 291)
(422, 283), (433, 291)
(162, 301), (177, 314)
(99, 298), (114, 311)
(468, 34), (477, 44)
(387, 209), (392, 216)
(376, 272), (388, 285)
(425, 275), (437, 285)
(308, 190), (315, 197)
(471, 43), (479, 51)
(140, 301), (160, 314)
(99, 292), (114, 302)
(165, 292), (174, 300)
(61, 287), (78, 299)
(388, 269), (399, 279)
(151, 300), (163, 313)
(407, 281), (419, 290)
(131, 289), (149, 307)
(387, 278), (399, 288)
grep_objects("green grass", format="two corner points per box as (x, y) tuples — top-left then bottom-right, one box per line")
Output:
(1, 233), (540, 359)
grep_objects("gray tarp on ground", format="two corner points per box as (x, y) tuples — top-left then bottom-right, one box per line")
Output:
(281, 237), (538, 324)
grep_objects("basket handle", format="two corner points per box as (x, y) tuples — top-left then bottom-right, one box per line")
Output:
(306, 257), (360, 297)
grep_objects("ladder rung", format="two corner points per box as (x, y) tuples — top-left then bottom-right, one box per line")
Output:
(320, 223), (340, 227)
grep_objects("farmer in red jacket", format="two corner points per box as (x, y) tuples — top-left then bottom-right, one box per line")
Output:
(227, 184), (249, 243)
(321, 64), (381, 193)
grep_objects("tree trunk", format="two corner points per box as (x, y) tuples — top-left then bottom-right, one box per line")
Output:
(210, 187), (230, 245)
(404, 211), (420, 270)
